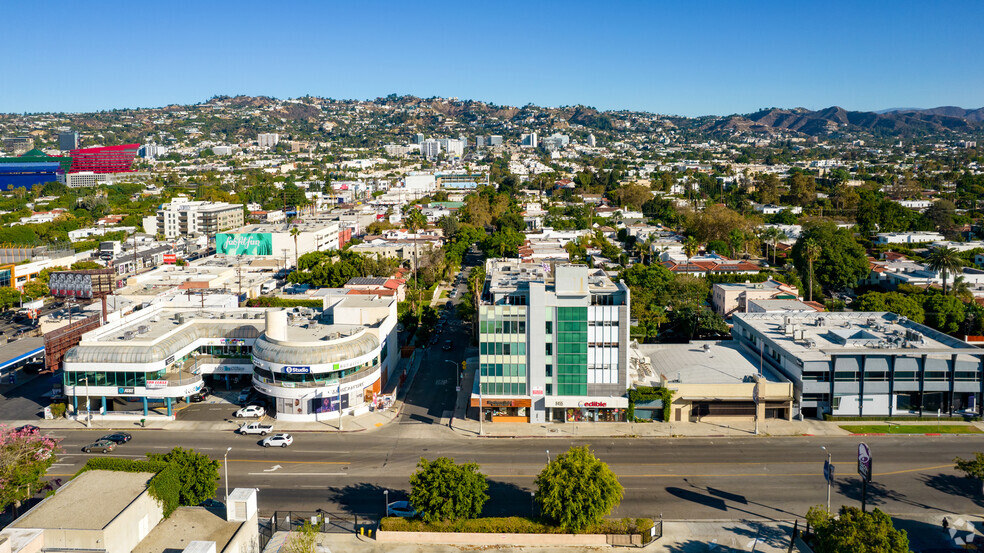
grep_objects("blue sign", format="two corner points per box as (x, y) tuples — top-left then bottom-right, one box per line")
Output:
(283, 366), (311, 374)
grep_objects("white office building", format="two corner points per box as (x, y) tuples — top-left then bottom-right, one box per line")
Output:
(421, 139), (441, 159)
(143, 196), (244, 239)
(521, 133), (538, 148)
(258, 133), (280, 148)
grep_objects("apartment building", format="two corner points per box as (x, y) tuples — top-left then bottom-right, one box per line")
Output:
(144, 196), (244, 239)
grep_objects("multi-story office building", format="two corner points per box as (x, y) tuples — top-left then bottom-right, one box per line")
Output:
(2, 136), (34, 155)
(62, 299), (398, 421)
(258, 133), (280, 148)
(731, 311), (984, 418)
(520, 133), (538, 148)
(475, 260), (631, 423)
(413, 133), (425, 145)
(489, 135), (503, 146)
(58, 131), (79, 151)
(475, 135), (486, 148)
(144, 196), (244, 239)
(436, 138), (464, 158)
(587, 133), (597, 147)
(69, 144), (140, 173)
(542, 133), (570, 150)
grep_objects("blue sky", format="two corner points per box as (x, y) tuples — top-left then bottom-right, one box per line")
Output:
(2, 0), (982, 116)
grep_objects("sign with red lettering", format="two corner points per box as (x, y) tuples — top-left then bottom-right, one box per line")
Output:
(582, 401), (607, 407)
(163, 254), (177, 264)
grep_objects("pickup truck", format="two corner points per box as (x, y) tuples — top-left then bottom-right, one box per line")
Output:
(238, 422), (274, 436)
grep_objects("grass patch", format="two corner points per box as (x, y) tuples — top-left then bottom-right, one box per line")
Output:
(380, 516), (653, 535)
(840, 424), (982, 434)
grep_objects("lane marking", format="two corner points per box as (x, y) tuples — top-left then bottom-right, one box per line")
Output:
(230, 459), (350, 465)
(482, 464), (959, 479)
(247, 472), (347, 476)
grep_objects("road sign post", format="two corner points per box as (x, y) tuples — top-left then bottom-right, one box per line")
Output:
(857, 443), (872, 512)
(823, 459), (835, 512)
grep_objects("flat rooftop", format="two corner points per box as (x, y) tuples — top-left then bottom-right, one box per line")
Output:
(132, 506), (241, 553)
(640, 341), (786, 385)
(13, 470), (155, 530)
(734, 311), (983, 361)
(88, 308), (267, 344)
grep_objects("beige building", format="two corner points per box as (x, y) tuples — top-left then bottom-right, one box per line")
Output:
(637, 341), (793, 422)
(1, 470), (258, 553)
(711, 279), (798, 319)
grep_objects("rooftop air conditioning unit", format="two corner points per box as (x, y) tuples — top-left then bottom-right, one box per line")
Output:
(137, 325), (149, 334)
(123, 330), (135, 340)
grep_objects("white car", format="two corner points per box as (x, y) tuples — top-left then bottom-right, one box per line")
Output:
(235, 405), (266, 418)
(261, 433), (293, 448)
(387, 500), (417, 518)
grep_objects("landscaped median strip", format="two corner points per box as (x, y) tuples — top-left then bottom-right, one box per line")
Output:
(839, 424), (982, 435)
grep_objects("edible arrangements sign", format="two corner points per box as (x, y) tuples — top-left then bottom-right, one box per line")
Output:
(216, 233), (273, 255)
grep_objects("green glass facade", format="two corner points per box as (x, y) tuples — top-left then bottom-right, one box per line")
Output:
(556, 306), (588, 396)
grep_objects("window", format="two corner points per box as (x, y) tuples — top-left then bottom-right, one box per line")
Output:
(802, 372), (830, 382)
(893, 371), (917, 381)
(864, 371), (889, 382)
(955, 371), (980, 382)
(545, 321), (552, 334)
(545, 384), (552, 395)
(924, 371), (947, 382)
(545, 364), (553, 377)
(834, 371), (858, 382)
(545, 343), (552, 356)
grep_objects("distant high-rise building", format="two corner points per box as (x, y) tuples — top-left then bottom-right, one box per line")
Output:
(436, 138), (464, 158)
(543, 133), (570, 151)
(459, 135), (468, 148)
(139, 144), (169, 159)
(2, 136), (34, 155)
(475, 136), (486, 148)
(489, 135), (503, 146)
(421, 139), (441, 159)
(258, 133), (280, 148)
(587, 134), (597, 147)
(520, 133), (538, 148)
(413, 133), (425, 145)
(58, 131), (79, 151)
(69, 144), (140, 173)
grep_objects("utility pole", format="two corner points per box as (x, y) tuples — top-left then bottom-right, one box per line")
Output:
(821, 446), (832, 512)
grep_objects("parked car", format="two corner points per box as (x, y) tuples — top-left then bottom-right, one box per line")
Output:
(387, 501), (417, 518)
(83, 440), (117, 453)
(237, 388), (253, 405)
(190, 387), (211, 402)
(235, 405), (266, 418)
(15, 424), (39, 434)
(442, 340), (453, 351)
(261, 433), (293, 448)
(100, 432), (132, 444)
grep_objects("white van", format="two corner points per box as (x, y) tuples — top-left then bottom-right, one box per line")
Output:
(261, 281), (276, 294)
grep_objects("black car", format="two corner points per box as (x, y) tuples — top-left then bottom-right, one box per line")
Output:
(15, 424), (39, 434)
(190, 387), (211, 402)
(100, 432), (132, 444)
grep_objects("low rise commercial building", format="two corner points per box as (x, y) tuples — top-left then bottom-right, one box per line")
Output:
(711, 279), (799, 319)
(731, 311), (984, 418)
(216, 217), (349, 265)
(145, 196), (244, 239)
(475, 260), (631, 423)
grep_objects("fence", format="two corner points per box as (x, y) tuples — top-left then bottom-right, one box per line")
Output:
(270, 511), (375, 535)
(641, 518), (663, 546)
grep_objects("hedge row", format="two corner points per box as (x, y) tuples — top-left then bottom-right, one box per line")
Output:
(245, 297), (323, 308)
(380, 516), (653, 535)
(824, 414), (979, 422)
(75, 458), (181, 517)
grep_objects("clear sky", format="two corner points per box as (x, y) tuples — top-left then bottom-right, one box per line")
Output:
(2, 0), (982, 116)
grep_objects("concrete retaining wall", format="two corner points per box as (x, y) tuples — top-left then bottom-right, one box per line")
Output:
(376, 531), (609, 546)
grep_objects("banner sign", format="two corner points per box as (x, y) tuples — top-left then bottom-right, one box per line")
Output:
(49, 270), (115, 299)
(146, 380), (168, 389)
(283, 366), (311, 374)
(216, 233), (274, 255)
(857, 443), (872, 482)
(163, 254), (177, 264)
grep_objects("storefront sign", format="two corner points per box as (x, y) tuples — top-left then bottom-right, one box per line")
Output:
(118, 387), (135, 395)
(163, 254), (177, 264)
(531, 386), (544, 396)
(165, 355), (175, 365)
(486, 400), (516, 407)
(146, 380), (168, 389)
(581, 401), (607, 408)
(283, 366), (311, 374)
(223, 338), (246, 346)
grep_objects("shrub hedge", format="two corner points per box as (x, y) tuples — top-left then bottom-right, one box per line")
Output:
(380, 516), (653, 535)
(823, 414), (980, 422)
(75, 458), (181, 517)
(245, 297), (323, 308)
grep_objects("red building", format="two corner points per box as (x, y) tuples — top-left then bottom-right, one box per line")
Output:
(69, 144), (140, 173)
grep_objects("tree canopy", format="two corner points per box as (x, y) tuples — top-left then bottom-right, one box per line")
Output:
(805, 506), (911, 553)
(534, 446), (623, 532)
(146, 447), (219, 507)
(792, 223), (869, 290)
(409, 457), (489, 522)
(0, 425), (58, 513)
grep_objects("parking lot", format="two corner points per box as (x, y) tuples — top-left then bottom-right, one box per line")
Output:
(175, 377), (267, 422)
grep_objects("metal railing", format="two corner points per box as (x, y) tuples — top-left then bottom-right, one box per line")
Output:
(253, 364), (379, 389)
(269, 511), (375, 534)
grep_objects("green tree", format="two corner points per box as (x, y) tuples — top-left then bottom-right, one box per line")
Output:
(535, 446), (623, 532)
(22, 279), (50, 299)
(0, 287), (21, 310)
(409, 457), (489, 522)
(683, 236), (699, 263)
(289, 225), (301, 269)
(146, 447), (219, 507)
(853, 292), (925, 323)
(805, 506), (911, 553)
(955, 452), (984, 481)
(480, 228), (525, 258)
(792, 223), (868, 292)
(923, 293), (965, 334)
(802, 238), (821, 302)
(728, 229), (745, 259)
(70, 261), (103, 271)
(0, 425), (59, 514)
(925, 245), (962, 296)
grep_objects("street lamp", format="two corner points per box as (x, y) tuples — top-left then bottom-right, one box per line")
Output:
(546, 450), (550, 463)
(530, 491), (535, 518)
(821, 446), (832, 512)
(224, 447), (232, 503)
(79, 376), (91, 428)
(383, 490), (389, 518)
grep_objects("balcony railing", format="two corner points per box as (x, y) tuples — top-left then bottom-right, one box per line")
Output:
(253, 365), (378, 389)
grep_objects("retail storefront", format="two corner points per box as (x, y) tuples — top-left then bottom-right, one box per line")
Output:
(544, 396), (629, 423)
(470, 397), (532, 422)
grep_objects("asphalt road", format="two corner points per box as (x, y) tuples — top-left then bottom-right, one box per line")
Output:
(45, 428), (980, 521)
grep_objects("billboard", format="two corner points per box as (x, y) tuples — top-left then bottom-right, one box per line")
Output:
(216, 233), (273, 255)
(48, 270), (115, 299)
(163, 254), (177, 264)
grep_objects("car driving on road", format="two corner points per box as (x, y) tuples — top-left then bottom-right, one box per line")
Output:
(83, 440), (117, 453)
(235, 405), (266, 418)
(100, 432), (132, 444)
(261, 433), (293, 448)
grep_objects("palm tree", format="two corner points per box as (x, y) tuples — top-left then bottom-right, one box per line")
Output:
(952, 275), (974, 302)
(803, 238), (821, 302)
(926, 245), (963, 296)
(683, 236), (699, 269)
(289, 225), (301, 269)
(403, 206), (427, 323)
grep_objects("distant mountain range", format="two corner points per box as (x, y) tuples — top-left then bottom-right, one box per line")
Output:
(705, 106), (984, 137)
